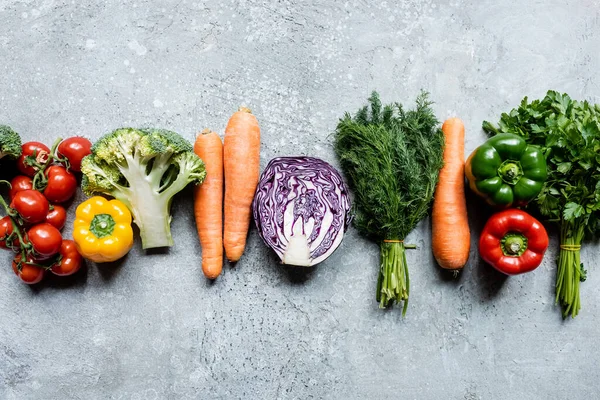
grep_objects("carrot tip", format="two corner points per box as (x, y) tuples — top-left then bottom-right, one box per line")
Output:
(200, 128), (211, 135)
(238, 106), (252, 114)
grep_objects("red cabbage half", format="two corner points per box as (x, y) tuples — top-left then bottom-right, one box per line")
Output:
(252, 156), (352, 266)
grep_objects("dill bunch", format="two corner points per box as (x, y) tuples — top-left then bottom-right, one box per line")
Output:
(334, 91), (444, 314)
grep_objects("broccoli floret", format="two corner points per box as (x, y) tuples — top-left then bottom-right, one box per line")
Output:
(0, 125), (22, 160)
(81, 128), (206, 249)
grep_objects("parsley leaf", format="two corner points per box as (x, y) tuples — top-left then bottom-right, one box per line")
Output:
(563, 202), (585, 221)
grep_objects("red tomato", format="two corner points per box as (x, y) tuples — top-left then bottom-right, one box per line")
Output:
(45, 205), (67, 230)
(0, 216), (16, 249)
(10, 190), (49, 224)
(51, 240), (83, 276)
(27, 222), (62, 259)
(12, 254), (45, 284)
(43, 165), (77, 203)
(8, 175), (33, 201)
(17, 141), (50, 177)
(57, 137), (92, 172)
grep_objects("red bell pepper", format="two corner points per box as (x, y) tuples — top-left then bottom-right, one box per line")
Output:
(479, 209), (549, 275)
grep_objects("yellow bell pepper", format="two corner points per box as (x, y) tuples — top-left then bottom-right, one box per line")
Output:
(73, 196), (134, 263)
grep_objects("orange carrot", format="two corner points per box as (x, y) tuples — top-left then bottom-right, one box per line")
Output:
(432, 118), (470, 270)
(194, 129), (224, 279)
(223, 107), (261, 262)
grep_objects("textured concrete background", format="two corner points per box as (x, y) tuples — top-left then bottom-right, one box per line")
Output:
(1, 0), (599, 399)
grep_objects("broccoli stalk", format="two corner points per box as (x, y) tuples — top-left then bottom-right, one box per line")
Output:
(81, 128), (206, 249)
(0, 125), (22, 160)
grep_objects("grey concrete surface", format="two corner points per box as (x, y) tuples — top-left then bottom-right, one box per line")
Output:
(1, 0), (599, 399)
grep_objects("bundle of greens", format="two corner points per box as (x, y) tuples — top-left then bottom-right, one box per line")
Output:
(334, 91), (444, 314)
(483, 90), (600, 318)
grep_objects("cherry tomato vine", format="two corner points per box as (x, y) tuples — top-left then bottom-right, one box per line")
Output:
(0, 136), (91, 284)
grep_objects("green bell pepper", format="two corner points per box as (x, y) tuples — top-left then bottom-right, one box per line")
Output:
(465, 133), (547, 207)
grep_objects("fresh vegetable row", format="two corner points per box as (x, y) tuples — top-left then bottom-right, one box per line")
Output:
(0, 126), (197, 280)
(249, 91), (596, 320)
(1, 90), (596, 321)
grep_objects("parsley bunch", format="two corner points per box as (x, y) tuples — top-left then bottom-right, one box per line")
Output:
(483, 90), (600, 318)
(334, 91), (444, 314)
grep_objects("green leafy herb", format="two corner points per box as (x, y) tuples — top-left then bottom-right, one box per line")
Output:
(483, 90), (600, 318)
(334, 91), (444, 314)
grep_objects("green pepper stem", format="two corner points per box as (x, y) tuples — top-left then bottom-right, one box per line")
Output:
(497, 160), (524, 185)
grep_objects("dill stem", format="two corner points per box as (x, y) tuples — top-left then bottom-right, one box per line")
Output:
(379, 242), (410, 314)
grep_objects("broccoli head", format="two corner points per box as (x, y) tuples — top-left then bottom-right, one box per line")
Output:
(81, 128), (206, 249)
(0, 125), (22, 160)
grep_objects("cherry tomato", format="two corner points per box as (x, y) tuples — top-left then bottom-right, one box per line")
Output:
(0, 216), (16, 249)
(17, 141), (50, 177)
(27, 222), (62, 260)
(12, 254), (45, 284)
(8, 175), (33, 201)
(51, 240), (83, 276)
(10, 190), (49, 224)
(57, 137), (92, 172)
(45, 205), (67, 230)
(43, 165), (77, 203)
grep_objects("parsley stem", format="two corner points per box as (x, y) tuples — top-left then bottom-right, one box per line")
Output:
(556, 220), (585, 318)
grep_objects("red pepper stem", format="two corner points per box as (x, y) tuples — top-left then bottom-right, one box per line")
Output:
(501, 232), (528, 257)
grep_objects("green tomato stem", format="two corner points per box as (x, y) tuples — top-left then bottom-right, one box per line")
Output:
(32, 137), (63, 191)
(0, 183), (13, 215)
(0, 183), (29, 254)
